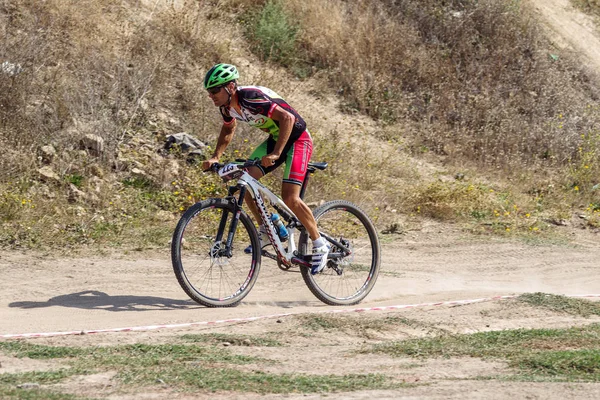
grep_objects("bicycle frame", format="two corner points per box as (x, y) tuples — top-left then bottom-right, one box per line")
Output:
(219, 165), (311, 268)
(244, 173), (305, 264)
(212, 160), (353, 269)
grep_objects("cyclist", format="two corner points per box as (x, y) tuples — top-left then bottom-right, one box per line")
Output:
(201, 63), (329, 275)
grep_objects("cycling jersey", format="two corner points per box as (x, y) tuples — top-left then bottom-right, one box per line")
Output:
(219, 86), (307, 142)
(218, 85), (312, 185)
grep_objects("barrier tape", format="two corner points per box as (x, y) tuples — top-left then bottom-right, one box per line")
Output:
(2, 294), (599, 340)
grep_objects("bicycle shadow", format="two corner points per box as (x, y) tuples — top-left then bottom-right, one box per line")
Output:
(9, 290), (200, 312)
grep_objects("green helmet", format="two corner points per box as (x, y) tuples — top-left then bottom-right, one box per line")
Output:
(204, 63), (239, 89)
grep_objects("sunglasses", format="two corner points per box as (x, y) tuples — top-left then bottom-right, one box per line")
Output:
(207, 85), (224, 95)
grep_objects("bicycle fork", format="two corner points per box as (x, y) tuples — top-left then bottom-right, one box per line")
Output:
(212, 185), (248, 258)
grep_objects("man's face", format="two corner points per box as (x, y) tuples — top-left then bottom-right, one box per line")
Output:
(207, 84), (230, 107)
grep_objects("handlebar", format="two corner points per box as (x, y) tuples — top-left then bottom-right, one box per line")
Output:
(204, 159), (262, 173)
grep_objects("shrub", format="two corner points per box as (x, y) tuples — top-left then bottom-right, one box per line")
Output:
(244, 0), (301, 67)
(572, 0), (600, 17)
(253, 0), (600, 174)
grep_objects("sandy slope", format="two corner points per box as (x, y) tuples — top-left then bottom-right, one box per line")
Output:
(529, 0), (600, 78)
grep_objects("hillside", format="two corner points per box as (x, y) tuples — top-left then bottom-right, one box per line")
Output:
(0, 0), (599, 248)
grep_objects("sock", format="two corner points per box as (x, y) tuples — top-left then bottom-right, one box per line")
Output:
(312, 236), (327, 248)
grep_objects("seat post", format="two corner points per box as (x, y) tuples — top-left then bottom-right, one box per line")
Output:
(299, 167), (315, 200)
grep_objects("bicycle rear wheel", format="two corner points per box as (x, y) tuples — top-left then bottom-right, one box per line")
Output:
(300, 200), (380, 305)
(171, 198), (261, 307)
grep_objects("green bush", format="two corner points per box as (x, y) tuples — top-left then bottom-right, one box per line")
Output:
(248, 0), (300, 66)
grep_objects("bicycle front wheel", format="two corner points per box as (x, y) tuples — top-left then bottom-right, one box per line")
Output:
(171, 198), (261, 307)
(300, 200), (381, 306)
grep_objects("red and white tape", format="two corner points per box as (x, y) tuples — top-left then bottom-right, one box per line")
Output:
(2, 294), (599, 340)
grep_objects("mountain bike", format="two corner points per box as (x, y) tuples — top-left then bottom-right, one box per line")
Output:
(171, 159), (381, 307)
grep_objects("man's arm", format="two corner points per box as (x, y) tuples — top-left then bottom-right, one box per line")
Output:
(202, 119), (237, 170)
(262, 105), (295, 166)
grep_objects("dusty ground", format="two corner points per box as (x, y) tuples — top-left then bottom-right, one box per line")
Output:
(1, 222), (600, 399)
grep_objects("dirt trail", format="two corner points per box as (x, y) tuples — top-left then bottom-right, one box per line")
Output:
(1, 229), (599, 337)
(529, 0), (600, 77)
(1, 228), (600, 398)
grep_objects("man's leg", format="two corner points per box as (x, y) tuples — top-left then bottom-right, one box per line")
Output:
(281, 182), (319, 241)
(279, 131), (330, 273)
(282, 183), (330, 274)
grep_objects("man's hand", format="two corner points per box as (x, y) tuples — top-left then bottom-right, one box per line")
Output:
(202, 157), (219, 171)
(261, 153), (279, 168)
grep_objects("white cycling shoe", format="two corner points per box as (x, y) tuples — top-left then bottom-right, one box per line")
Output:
(311, 243), (331, 274)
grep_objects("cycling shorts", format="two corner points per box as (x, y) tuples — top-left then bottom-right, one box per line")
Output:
(249, 130), (313, 186)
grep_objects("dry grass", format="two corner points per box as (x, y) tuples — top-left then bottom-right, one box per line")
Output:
(572, 0), (600, 17)
(0, 0), (234, 248)
(0, 0), (226, 178)
(284, 0), (599, 167)
(241, 0), (600, 228)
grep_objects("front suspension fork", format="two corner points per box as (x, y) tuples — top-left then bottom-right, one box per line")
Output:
(215, 185), (247, 257)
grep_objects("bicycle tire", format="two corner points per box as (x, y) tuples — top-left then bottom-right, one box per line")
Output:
(171, 198), (261, 307)
(300, 200), (381, 305)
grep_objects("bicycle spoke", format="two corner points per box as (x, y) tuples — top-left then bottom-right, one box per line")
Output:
(172, 200), (260, 307)
(300, 201), (380, 305)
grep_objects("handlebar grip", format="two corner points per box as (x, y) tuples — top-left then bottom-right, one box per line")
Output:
(203, 163), (223, 173)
